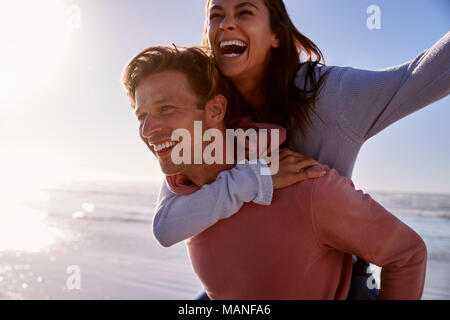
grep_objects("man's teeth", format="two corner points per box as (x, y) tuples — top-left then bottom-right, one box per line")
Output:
(220, 40), (247, 49)
(153, 141), (177, 152)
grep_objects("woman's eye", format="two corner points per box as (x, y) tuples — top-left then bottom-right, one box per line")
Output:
(209, 13), (222, 20)
(239, 10), (253, 16)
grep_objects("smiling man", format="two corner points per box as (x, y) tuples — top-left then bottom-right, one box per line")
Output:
(124, 46), (246, 184)
(122, 45), (427, 300)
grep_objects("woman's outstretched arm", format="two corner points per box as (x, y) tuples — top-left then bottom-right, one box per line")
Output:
(299, 32), (450, 142)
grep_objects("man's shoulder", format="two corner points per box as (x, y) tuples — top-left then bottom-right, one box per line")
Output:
(280, 166), (357, 204)
(274, 166), (352, 203)
(308, 167), (373, 217)
(312, 166), (357, 197)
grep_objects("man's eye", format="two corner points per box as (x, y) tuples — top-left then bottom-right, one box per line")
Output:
(161, 105), (173, 112)
(137, 114), (146, 121)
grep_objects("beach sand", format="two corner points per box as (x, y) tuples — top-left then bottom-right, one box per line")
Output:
(0, 217), (201, 300)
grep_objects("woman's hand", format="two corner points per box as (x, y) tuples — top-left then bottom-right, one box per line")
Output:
(272, 148), (326, 189)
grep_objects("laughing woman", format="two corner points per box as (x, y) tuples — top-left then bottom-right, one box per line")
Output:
(152, 0), (450, 299)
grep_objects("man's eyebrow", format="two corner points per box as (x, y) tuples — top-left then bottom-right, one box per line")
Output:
(135, 100), (171, 116)
(210, 2), (259, 11)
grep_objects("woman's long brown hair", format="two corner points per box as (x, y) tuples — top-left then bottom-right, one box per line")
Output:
(202, 0), (330, 140)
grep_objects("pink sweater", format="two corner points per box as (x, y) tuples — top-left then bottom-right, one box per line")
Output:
(181, 168), (427, 300)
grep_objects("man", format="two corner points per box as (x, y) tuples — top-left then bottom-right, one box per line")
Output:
(122, 46), (427, 299)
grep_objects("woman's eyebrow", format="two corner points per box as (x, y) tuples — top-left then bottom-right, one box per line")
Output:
(209, 5), (222, 11)
(210, 2), (259, 11)
(235, 2), (259, 10)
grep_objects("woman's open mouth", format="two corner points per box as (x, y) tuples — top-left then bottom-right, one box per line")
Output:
(219, 40), (248, 59)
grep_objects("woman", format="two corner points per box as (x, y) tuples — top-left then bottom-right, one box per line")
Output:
(152, 0), (450, 299)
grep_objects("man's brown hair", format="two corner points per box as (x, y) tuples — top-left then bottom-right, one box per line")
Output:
(122, 45), (249, 128)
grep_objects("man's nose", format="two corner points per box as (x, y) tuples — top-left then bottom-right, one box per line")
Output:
(141, 116), (162, 139)
(220, 15), (236, 31)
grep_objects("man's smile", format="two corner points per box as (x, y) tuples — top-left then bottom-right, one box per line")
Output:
(149, 139), (180, 157)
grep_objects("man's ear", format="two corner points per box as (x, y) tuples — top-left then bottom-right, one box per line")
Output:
(205, 94), (227, 126)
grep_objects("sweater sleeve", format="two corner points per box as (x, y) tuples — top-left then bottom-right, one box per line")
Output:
(302, 31), (450, 142)
(310, 170), (427, 300)
(152, 160), (273, 247)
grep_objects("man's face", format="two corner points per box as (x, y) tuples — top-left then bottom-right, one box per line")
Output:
(134, 70), (207, 176)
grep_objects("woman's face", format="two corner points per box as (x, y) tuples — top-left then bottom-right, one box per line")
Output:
(207, 0), (280, 82)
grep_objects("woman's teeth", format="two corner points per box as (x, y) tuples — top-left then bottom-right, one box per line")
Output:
(219, 40), (247, 57)
(224, 53), (241, 57)
(153, 141), (177, 152)
(220, 40), (247, 49)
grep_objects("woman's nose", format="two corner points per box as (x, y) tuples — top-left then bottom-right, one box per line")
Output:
(220, 15), (236, 31)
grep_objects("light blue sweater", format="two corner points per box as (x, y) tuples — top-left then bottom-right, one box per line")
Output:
(153, 32), (450, 247)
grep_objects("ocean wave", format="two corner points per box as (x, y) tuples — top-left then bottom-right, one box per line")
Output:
(371, 192), (450, 219)
(393, 208), (450, 219)
(72, 215), (152, 224)
(428, 251), (450, 262)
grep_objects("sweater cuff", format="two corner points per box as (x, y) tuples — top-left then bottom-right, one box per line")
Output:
(251, 159), (274, 206)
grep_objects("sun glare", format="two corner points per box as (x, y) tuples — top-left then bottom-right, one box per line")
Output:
(0, 203), (62, 253)
(0, 0), (71, 109)
(0, 149), (69, 253)
(0, 157), (64, 253)
(0, 1), (81, 253)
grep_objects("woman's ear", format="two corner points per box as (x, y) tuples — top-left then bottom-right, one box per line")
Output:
(272, 34), (281, 48)
(205, 94), (227, 126)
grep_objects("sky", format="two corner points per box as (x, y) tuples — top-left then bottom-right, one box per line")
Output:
(0, 0), (449, 195)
